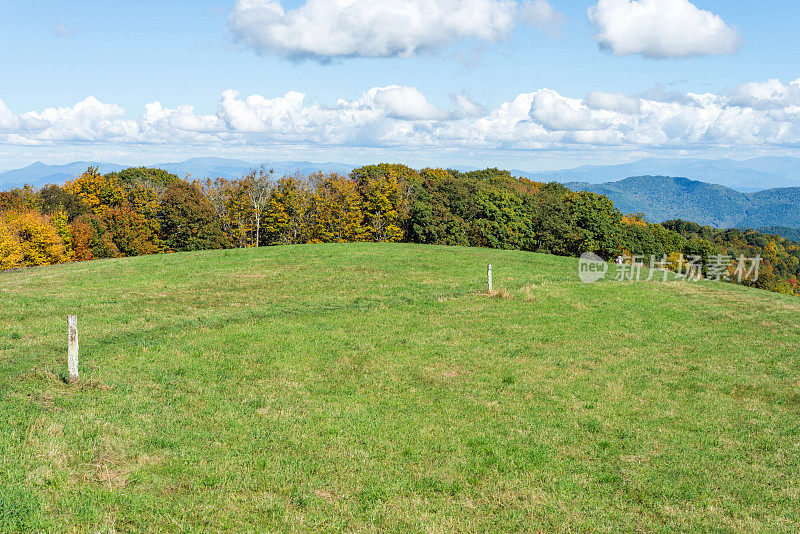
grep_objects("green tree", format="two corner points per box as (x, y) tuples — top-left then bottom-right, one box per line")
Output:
(159, 181), (228, 251)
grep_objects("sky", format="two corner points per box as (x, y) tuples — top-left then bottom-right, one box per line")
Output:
(1, 0), (800, 171)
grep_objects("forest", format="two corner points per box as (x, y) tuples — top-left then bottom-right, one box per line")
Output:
(2, 164), (799, 295)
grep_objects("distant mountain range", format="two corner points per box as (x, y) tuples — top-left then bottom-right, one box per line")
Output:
(0, 157), (358, 190)
(519, 157), (800, 191)
(565, 176), (800, 237)
(8, 156), (800, 191)
(0, 161), (127, 189)
(4, 156), (800, 238)
(756, 226), (800, 242)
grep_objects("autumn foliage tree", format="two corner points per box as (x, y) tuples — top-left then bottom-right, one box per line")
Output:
(202, 177), (253, 248)
(3, 163), (800, 297)
(0, 218), (24, 269)
(1, 209), (68, 267)
(65, 167), (126, 216)
(262, 175), (312, 245)
(308, 173), (366, 243)
(351, 164), (408, 242)
(70, 214), (119, 261)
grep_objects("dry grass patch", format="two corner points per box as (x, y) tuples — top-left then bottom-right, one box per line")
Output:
(25, 418), (68, 468)
(519, 283), (537, 301)
(314, 488), (339, 502)
(17, 367), (62, 384)
(486, 288), (512, 299)
(91, 452), (162, 490)
(440, 367), (469, 380)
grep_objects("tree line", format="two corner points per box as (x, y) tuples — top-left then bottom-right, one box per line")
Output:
(1, 163), (799, 295)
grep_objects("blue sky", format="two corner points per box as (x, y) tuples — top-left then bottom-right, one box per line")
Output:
(1, 0), (799, 170)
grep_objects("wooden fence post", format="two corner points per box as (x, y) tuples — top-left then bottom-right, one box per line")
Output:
(488, 264), (493, 292)
(68, 315), (78, 383)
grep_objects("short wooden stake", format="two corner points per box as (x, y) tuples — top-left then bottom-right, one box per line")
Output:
(67, 315), (79, 383)
(488, 264), (493, 292)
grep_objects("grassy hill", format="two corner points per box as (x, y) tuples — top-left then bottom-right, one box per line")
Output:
(2, 244), (799, 531)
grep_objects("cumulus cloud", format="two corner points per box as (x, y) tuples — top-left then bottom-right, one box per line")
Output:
(144, 102), (225, 133)
(588, 0), (742, 58)
(585, 91), (641, 114)
(5, 79), (800, 152)
(362, 85), (447, 120)
(520, 0), (565, 37)
(218, 89), (309, 132)
(454, 94), (485, 118)
(228, 0), (562, 60)
(0, 98), (20, 130)
(529, 90), (605, 131)
(15, 97), (137, 142)
(728, 79), (800, 110)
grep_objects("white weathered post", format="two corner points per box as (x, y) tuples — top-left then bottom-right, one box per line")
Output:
(488, 264), (493, 292)
(67, 315), (79, 383)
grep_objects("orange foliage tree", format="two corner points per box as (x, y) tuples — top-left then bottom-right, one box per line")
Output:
(308, 173), (367, 243)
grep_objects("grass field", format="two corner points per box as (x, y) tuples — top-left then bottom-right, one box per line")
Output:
(2, 243), (799, 532)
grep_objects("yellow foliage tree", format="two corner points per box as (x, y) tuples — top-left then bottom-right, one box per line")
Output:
(0, 220), (24, 269)
(64, 166), (126, 216)
(308, 174), (367, 243)
(419, 167), (450, 182)
(359, 172), (404, 242)
(621, 213), (649, 227)
(262, 175), (312, 245)
(2, 209), (68, 267)
(51, 208), (73, 258)
(202, 178), (253, 248)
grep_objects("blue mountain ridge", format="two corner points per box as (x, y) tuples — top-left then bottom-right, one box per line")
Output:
(0, 157), (358, 190)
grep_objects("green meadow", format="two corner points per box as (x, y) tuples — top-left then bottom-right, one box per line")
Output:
(1, 243), (799, 532)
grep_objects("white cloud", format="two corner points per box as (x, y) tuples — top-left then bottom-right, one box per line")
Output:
(588, 0), (741, 58)
(362, 85), (447, 120)
(0, 98), (20, 130)
(144, 102), (225, 133)
(455, 94), (485, 118)
(228, 0), (560, 60)
(16, 97), (137, 142)
(529, 90), (605, 131)
(585, 91), (641, 115)
(520, 0), (565, 37)
(5, 79), (800, 153)
(728, 79), (800, 110)
(218, 89), (308, 132)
